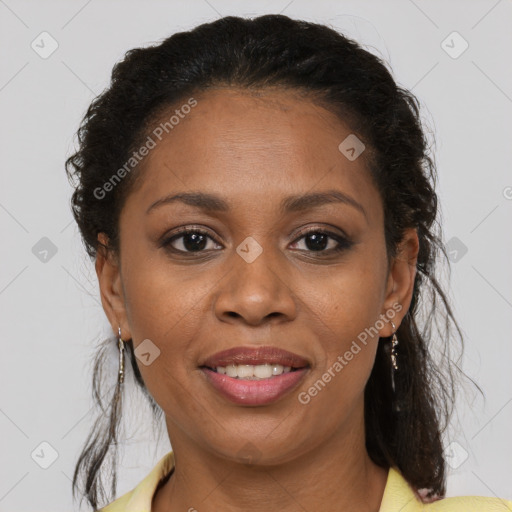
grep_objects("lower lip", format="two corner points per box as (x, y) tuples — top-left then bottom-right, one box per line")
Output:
(201, 367), (309, 406)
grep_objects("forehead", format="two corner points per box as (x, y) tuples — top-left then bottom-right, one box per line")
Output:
(125, 87), (381, 221)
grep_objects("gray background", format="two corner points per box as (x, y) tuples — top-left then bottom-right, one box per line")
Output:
(1, 0), (511, 510)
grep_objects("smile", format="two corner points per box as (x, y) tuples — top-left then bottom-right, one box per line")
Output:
(200, 366), (309, 406)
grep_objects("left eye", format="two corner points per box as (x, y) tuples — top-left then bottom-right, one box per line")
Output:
(290, 229), (352, 254)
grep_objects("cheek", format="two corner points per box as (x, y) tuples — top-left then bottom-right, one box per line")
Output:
(305, 250), (388, 394)
(123, 280), (200, 421)
(316, 255), (387, 347)
(122, 247), (205, 341)
(120, 257), (204, 395)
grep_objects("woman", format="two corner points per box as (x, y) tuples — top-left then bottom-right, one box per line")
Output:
(65, 14), (512, 512)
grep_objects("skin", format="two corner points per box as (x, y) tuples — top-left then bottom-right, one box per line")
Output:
(96, 87), (419, 512)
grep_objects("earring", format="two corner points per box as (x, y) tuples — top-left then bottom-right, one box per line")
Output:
(118, 326), (125, 385)
(390, 321), (399, 371)
(390, 321), (399, 394)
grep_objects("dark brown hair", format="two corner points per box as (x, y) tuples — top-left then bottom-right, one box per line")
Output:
(65, 14), (479, 510)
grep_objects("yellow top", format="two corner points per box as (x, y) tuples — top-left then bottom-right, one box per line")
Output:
(99, 451), (512, 511)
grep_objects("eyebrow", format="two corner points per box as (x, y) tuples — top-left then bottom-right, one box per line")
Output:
(146, 189), (367, 220)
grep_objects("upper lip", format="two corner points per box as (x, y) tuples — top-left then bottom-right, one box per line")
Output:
(200, 346), (310, 369)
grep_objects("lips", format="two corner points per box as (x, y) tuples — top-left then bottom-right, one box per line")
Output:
(199, 346), (310, 406)
(200, 346), (310, 369)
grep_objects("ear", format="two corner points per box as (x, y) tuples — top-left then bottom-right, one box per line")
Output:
(95, 233), (131, 340)
(379, 227), (419, 337)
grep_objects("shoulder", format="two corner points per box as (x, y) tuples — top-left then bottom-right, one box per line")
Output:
(423, 496), (512, 511)
(380, 467), (512, 512)
(99, 491), (132, 512)
(99, 451), (175, 512)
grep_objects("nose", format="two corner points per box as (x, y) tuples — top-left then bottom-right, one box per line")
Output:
(213, 246), (297, 327)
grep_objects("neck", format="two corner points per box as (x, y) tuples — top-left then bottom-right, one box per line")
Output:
(152, 414), (388, 512)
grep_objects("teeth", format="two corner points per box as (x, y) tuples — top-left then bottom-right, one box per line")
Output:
(226, 365), (238, 378)
(215, 363), (294, 379)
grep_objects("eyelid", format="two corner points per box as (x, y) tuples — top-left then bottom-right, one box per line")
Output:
(293, 224), (349, 240)
(162, 225), (220, 246)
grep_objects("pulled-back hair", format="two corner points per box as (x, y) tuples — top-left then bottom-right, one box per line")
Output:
(65, 14), (477, 510)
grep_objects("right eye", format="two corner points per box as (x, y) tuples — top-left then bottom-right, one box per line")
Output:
(161, 227), (223, 254)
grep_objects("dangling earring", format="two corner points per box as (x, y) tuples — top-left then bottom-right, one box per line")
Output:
(118, 326), (125, 385)
(390, 321), (399, 393)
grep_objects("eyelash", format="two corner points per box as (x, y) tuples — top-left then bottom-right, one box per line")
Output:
(161, 226), (353, 256)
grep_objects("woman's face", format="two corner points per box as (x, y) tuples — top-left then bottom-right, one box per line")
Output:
(97, 87), (418, 464)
